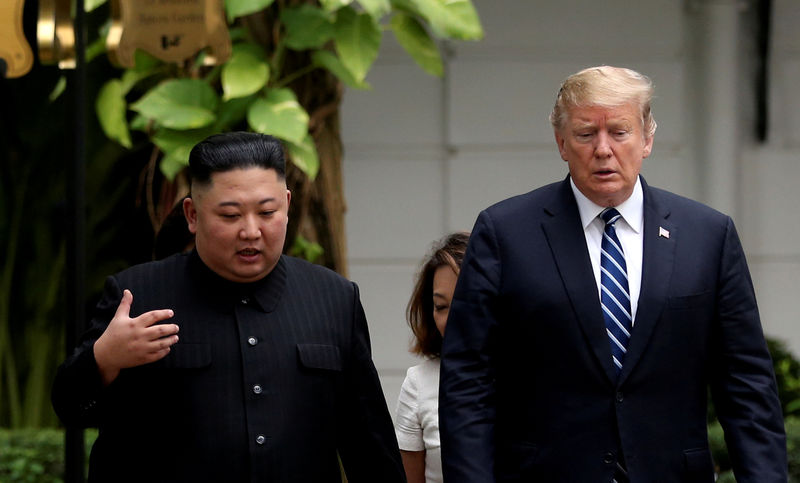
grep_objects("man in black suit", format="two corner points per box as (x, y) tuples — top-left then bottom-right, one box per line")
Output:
(439, 66), (787, 482)
(52, 132), (406, 483)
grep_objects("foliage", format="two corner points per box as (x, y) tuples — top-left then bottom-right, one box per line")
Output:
(88, 0), (483, 272)
(708, 337), (800, 481)
(0, 428), (97, 482)
(710, 417), (800, 481)
(92, 0), (483, 182)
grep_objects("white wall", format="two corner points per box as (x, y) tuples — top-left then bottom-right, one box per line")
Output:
(341, 0), (800, 411)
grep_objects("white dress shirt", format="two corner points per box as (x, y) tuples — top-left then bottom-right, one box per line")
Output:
(570, 177), (644, 324)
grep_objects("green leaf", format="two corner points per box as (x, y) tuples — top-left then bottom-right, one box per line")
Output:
(119, 68), (156, 95)
(247, 88), (309, 144)
(311, 50), (370, 90)
(86, 36), (106, 63)
(222, 48), (269, 100)
(286, 134), (319, 180)
(281, 5), (335, 50)
(48, 76), (67, 102)
(320, 0), (353, 11)
(409, 0), (483, 40)
(358, 0), (391, 18)
(390, 12), (443, 77)
(133, 50), (162, 72)
(130, 114), (150, 132)
(153, 128), (217, 180)
(333, 7), (381, 83)
(226, 0), (275, 20)
(131, 79), (218, 130)
(289, 235), (324, 263)
(85, 0), (107, 12)
(96, 79), (132, 148)
(215, 95), (255, 131)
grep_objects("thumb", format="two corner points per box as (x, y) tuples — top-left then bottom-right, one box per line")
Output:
(114, 289), (133, 319)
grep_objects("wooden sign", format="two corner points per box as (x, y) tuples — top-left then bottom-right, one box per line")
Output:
(38, 0), (76, 69)
(107, 0), (231, 68)
(0, 0), (34, 78)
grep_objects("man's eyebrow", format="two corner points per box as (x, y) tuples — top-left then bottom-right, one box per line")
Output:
(217, 198), (276, 207)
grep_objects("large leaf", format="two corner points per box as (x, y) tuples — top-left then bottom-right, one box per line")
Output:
(333, 7), (381, 83)
(222, 47), (269, 100)
(408, 0), (483, 40)
(390, 12), (443, 77)
(131, 79), (218, 130)
(152, 127), (217, 180)
(215, 95), (256, 131)
(311, 50), (370, 90)
(358, 0), (391, 19)
(247, 88), (309, 144)
(96, 79), (132, 148)
(286, 134), (320, 180)
(320, 0), (353, 11)
(226, 0), (275, 20)
(281, 5), (335, 50)
(85, 0), (107, 12)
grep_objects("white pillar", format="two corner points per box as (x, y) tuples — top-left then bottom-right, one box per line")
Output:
(693, 0), (742, 218)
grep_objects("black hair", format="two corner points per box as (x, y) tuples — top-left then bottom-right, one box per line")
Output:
(188, 132), (286, 187)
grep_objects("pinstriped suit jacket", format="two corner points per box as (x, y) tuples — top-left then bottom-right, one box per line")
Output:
(52, 251), (405, 483)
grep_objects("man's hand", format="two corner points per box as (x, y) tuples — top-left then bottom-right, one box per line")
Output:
(93, 289), (179, 386)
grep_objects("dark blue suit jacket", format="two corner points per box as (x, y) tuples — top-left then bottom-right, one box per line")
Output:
(439, 176), (787, 482)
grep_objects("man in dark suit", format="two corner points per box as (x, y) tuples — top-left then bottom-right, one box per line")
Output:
(52, 132), (406, 483)
(439, 66), (787, 482)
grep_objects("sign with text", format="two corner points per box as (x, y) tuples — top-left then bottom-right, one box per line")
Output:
(107, 0), (231, 68)
(0, 0), (34, 78)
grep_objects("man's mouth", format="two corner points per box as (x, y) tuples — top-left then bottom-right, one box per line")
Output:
(238, 248), (260, 256)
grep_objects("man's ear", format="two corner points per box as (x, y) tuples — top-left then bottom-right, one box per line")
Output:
(183, 196), (198, 234)
(286, 189), (291, 209)
(642, 135), (654, 159)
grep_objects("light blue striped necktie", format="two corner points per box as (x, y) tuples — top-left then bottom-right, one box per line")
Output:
(600, 208), (632, 376)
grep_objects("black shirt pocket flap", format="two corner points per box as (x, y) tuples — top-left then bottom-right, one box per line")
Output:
(297, 344), (342, 371)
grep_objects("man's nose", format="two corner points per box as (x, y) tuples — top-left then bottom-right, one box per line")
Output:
(239, 216), (262, 239)
(594, 132), (612, 158)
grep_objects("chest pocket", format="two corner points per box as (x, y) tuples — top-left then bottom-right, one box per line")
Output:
(162, 343), (212, 369)
(297, 344), (342, 371)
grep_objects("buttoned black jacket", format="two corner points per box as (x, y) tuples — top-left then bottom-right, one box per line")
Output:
(52, 251), (405, 483)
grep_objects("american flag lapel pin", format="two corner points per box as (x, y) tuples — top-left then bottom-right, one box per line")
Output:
(659, 226), (670, 239)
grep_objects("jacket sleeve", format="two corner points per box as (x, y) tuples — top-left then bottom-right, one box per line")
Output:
(708, 217), (787, 482)
(51, 275), (123, 427)
(337, 282), (407, 483)
(439, 210), (502, 483)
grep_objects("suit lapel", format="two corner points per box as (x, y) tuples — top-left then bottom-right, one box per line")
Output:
(542, 179), (617, 385)
(618, 180), (676, 385)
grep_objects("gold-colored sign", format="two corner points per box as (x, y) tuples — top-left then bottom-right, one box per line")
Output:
(107, 0), (231, 68)
(38, 0), (76, 69)
(0, 0), (34, 78)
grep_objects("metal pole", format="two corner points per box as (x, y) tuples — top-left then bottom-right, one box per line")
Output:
(65, 0), (87, 480)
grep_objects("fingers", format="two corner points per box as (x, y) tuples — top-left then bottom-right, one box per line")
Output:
(114, 289), (134, 320)
(137, 308), (176, 328)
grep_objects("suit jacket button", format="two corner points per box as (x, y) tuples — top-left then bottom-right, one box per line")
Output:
(248, 337), (258, 346)
(603, 452), (615, 464)
(616, 392), (624, 403)
(253, 384), (263, 394)
(255, 435), (266, 445)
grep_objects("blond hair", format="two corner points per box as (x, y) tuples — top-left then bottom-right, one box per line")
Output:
(549, 66), (657, 138)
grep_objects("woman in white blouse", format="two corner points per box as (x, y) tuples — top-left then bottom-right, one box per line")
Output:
(395, 232), (469, 483)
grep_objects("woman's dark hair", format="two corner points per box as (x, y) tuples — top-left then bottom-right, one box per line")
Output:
(188, 132), (285, 187)
(407, 231), (470, 358)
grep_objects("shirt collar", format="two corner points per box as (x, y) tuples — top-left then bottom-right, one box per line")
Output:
(570, 176), (644, 233)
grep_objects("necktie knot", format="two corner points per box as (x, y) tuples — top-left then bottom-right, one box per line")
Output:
(601, 208), (622, 226)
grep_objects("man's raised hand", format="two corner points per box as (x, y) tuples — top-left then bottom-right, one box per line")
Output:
(93, 289), (179, 385)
